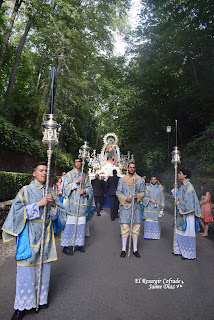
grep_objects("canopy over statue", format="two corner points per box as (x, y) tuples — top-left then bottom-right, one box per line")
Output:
(88, 132), (134, 180)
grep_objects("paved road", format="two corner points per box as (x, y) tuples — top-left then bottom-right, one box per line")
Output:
(0, 209), (214, 320)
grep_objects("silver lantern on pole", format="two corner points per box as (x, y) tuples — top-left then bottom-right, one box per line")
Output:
(36, 68), (61, 312)
(171, 120), (181, 255)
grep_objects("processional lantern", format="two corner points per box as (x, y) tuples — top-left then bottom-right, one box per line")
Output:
(171, 119), (180, 165)
(42, 114), (61, 148)
(171, 120), (181, 256)
(37, 67), (61, 312)
(78, 141), (91, 164)
(42, 66), (61, 150)
(171, 146), (181, 165)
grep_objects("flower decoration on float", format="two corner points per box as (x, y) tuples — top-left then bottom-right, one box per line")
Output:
(95, 162), (100, 169)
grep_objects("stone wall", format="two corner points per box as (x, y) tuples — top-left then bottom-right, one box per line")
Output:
(0, 148), (63, 175)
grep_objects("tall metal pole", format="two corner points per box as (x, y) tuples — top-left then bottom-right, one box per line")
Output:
(36, 68), (60, 312)
(171, 120), (181, 255)
(167, 125), (171, 178)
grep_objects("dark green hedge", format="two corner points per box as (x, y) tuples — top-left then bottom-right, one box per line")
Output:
(184, 123), (214, 174)
(0, 116), (73, 169)
(0, 171), (32, 201)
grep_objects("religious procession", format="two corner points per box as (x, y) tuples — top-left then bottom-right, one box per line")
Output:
(1, 122), (211, 320)
(0, 1), (214, 320)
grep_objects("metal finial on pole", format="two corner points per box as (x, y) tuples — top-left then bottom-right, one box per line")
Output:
(171, 120), (181, 256)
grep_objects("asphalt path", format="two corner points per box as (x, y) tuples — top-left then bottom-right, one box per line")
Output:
(0, 209), (214, 320)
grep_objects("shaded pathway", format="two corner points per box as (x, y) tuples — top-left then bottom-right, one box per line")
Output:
(0, 208), (214, 320)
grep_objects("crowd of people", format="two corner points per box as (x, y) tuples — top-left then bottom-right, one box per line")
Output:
(2, 158), (213, 320)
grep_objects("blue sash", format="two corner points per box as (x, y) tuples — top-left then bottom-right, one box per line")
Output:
(15, 221), (32, 261)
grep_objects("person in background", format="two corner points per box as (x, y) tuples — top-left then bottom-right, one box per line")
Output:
(61, 171), (66, 181)
(142, 176), (165, 240)
(91, 174), (106, 216)
(60, 157), (93, 254)
(100, 176), (106, 210)
(199, 183), (213, 236)
(107, 169), (120, 221)
(145, 178), (150, 187)
(56, 177), (62, 196)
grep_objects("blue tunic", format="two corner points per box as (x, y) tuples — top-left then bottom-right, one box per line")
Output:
(116, 174), (145, 224)
(174, 179), (201, 259)
(176, 179), (201, 231)
(60, 168), (94, 247)
(142, 184), (165, 221)
(60, 168), (93, 217)
(2, 179), (67, 266)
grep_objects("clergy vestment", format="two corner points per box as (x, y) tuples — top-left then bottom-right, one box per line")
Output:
(174, 179), (201, 259)
(60, 168), (93, 248)
(142, 184), (165, 239)
(2, 179), (67, 311)
(116, 173), (145, 254)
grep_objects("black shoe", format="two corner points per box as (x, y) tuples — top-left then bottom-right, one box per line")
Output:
(133, 251), (141, 258)
(120, 251), (126, 258)
(11, 310), (24, 320)
(39, 304), (48, 309)
(97, 213), (101, 216)
(77, 246), (85, 252)
(62, 247), (73, 255)
(68, 246), (74, 252)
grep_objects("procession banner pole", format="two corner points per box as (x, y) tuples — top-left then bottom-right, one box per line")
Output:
(36, 67), (61, 312)
(128, 172), (137, 258)
(171, 120), (181, 255)
(72, 114), (92, 252)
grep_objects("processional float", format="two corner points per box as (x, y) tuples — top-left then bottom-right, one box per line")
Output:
(36, 67), (61, 312)
(171, 120), (181, 255)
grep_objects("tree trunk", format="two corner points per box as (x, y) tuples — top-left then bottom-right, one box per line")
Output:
(0, 0), (24, 73)
(4, 9), (37, 110)
(35, 49), (47, 94)
(186, 48), (199, 86)
(56, 52), (64, 74)
(189, 56), (199, 86)
(0, 0), (4, 9)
